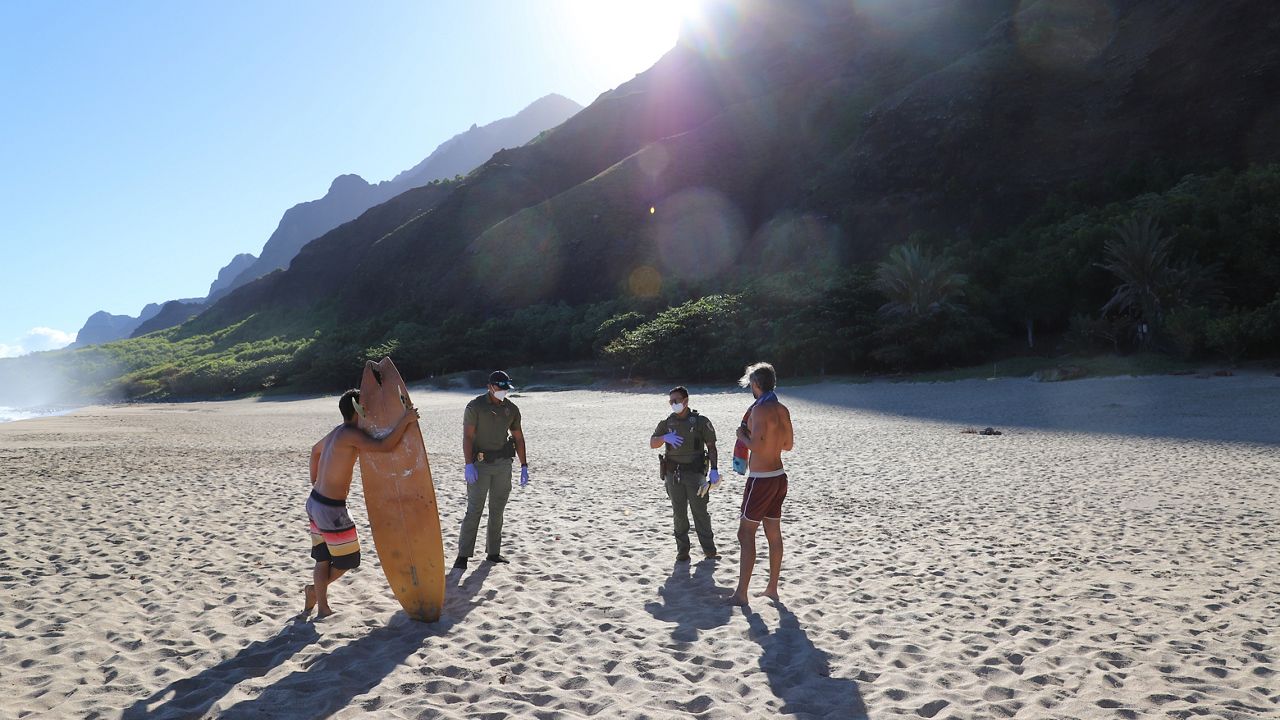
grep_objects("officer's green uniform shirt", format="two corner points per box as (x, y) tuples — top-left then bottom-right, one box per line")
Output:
(652, 411), (716, 465)
(464, 394), (522, 453)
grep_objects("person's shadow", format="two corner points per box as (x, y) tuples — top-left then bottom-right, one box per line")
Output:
(643, 559), (733, 642)
(745, 602), (869, 719)
(123, 563), (494, 720)
(121, 619), (322, 720)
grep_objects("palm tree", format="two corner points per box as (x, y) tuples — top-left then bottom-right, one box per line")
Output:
(1098, 215), (1176, 327)
(874, 243), (968, 318)
(1098, 216), (1220, 340)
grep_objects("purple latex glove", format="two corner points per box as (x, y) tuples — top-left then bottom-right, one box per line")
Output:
(520, 464), (530, 487)
(464, 463), (478, 484)
(660, 431), (684, 448)
(698, 469), (721, 498)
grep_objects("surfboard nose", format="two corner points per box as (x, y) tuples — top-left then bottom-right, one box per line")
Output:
(370, 356), (396, 386)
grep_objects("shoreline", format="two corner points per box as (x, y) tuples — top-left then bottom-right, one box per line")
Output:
(9, 364), (1276, 422)
(0, 404), (81, 424)
(4, 349), (1274, 418)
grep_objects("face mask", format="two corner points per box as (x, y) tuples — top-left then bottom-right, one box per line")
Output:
(670, 402), (685, 413)
(493, 390), (509, 401)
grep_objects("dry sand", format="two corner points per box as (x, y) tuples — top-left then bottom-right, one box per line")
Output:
(1, 374), (1277, 719)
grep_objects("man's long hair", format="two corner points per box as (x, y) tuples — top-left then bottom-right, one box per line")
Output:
(739, 362), (776, 392)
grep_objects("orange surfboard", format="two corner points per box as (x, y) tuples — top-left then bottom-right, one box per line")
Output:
(358, 357), (445, 622)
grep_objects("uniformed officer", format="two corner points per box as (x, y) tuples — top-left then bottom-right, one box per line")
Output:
(649, 386), (720, 562)
(455, 370), (528, 569)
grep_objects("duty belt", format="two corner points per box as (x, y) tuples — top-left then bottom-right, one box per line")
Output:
(475, 448), (510, 463)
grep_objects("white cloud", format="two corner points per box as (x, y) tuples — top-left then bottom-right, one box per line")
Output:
(24, 327), (76, 351)
(0, 327), (77, 357)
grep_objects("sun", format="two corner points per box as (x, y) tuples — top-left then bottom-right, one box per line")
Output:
(564, 0), (703, 82)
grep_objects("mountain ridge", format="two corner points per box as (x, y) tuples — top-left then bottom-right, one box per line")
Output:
(69, 93), (583, 347)
(213, 92), (584, 301)
(18, 0), (1280, 405)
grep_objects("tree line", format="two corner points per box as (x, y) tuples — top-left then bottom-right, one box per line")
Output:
(10, 164), (1277, 402)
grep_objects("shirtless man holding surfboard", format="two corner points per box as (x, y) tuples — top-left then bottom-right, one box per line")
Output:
(304, 389), (418, 618)
(729, 362), (793, 606)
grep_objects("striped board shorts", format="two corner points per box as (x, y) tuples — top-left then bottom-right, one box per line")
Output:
(306, 489), (361, 569)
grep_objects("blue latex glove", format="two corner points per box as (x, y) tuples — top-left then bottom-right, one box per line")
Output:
(464, 463), (478, 485)
(698, 469), (721, 498)
(519, 464), (530, 487)
(660, 431), (684, 448)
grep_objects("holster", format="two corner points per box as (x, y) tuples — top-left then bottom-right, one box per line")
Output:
(659, 453), (669, 481)
(474, 437), (517, 463)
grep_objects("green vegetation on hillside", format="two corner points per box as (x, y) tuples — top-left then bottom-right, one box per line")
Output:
(967, 165), (1280, 361)
(6, 165), (1279, 404)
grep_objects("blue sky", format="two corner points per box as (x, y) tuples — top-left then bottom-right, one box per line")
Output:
(0, 1), (689, 356)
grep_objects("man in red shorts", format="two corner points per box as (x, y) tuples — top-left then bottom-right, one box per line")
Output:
(729, 362), (793, 606)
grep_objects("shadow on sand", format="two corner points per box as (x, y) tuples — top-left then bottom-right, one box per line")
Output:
(121, 619), (322, 720)
(745, 602), (869, 719)
(643, 558), (733, 641)
(787, 375), (1280, 445)
(124, 563), (493, 719)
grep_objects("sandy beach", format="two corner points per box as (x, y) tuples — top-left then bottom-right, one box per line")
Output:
(1, 375), (1277, 719)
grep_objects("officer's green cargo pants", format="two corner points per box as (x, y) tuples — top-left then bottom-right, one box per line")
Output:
(458, 461), (512, 557)
(664, 467), (716, 557)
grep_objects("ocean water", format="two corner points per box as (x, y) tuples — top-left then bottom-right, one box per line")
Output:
(0, 406), (73, 424)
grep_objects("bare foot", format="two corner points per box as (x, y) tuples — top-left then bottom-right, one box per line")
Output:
(727, 593), (750, 607)
(315, 606), (336, 620)
(302, 584), (316, 614)
(757, 587), (780, 602)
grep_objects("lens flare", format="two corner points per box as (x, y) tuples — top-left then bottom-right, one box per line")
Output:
(469, 205), (561, 305)
(649, 187), (745, 282)
(628, 265), (663, 298)
(753, 213), (842, 276)
(637, 144), (671, 180)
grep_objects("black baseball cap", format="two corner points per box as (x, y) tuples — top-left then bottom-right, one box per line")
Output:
(489, 370), (514, 389)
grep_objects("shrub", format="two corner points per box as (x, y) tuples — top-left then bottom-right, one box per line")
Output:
(1205, 312), (1253, 365)
(1065, 314), (1127, 354)
(604, 295), (748, 378)
(870, 308), (999, 370)
(593, 311), (647, 357)
(1163, 307), (1212, 360)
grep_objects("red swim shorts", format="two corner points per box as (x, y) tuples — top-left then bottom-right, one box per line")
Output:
(740, 472), (787, 522)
